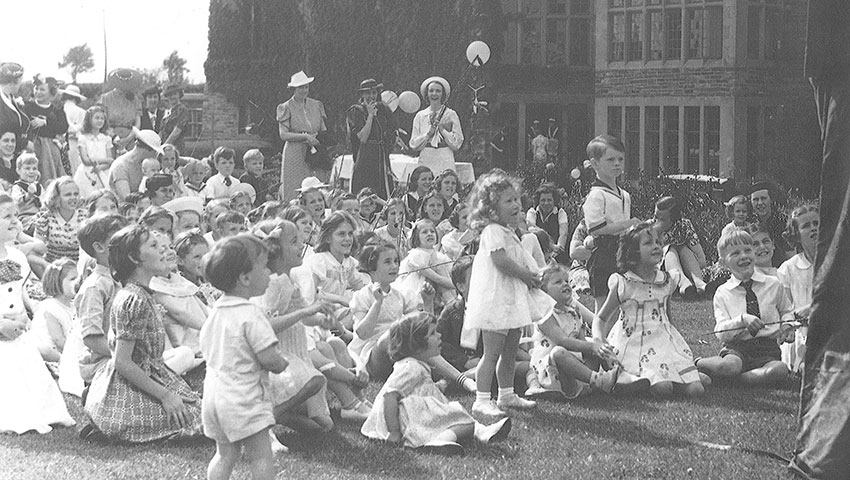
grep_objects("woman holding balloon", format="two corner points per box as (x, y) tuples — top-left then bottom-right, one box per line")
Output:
(346, 78), (397, 199)
(409, 76), (463, 176)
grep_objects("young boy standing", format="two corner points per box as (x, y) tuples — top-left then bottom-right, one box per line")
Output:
(203, 147), (241, 201)
(238, 149), (269, 208)
(696, 230), (795, 386)
(581, 135), (638, 310)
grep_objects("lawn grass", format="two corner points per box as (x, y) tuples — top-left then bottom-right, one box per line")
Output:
(0, 297), (800, 479)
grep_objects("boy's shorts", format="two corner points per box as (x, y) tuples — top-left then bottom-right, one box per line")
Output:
(588, 235), (618, 297)
(720, 337), (781, 372)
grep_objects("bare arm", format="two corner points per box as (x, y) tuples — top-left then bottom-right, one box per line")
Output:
(354, 291), (384, 340)
(418, 268), (455, 291)
(383, 391), (402, 444)
(591, 218), (640, 237)
(491, 249), (537, 286)
(113, 179), (131, 201)
(592, 279), (621, 341)
(255, 344), (288, 374)
(43, 310), (68, 351)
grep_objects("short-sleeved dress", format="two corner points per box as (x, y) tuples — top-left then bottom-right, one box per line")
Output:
(662, 218), (701, 251)
(75, 132), (114, 198)
(253, 273), (329, 419)
(33, 207), (88, 262)
(394, 247), (454, 306)
(0, 247), (75, 434)
(529, 302), (588, 397)
(606, 270), (700, 386)
(276, 97), (327, 201)
(361, 357), (473, 448)
(200, 296), (279, 443)
(84, 283), (203, 443)
(465, 223), (556, 332)
(348, 284), (420, 370)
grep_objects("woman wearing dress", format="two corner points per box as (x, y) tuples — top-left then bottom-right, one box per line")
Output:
(59, 85), (87, 174)
(98, 68), (141, 153)
(83, 224), (202, 442)
(346, 78), (396, 199)
(159, 84), (189, 154)
(409, 76), (463, 176)
(277, 71), (328, 201)
(24, 75), (68, 186)
(0, 63), (28, 157)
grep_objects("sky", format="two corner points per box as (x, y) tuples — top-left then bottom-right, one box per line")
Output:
(1, 0), (209, 84)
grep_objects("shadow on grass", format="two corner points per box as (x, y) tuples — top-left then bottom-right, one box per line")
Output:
(695, 385), (798, 416)
(278, 429), (433, 479)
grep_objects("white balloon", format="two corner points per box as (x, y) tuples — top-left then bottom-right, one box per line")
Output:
(466, 41), (491, 67)
(398, 91), (421, 114)
(570, 168), (581, 179)
(381, 90), (399, 112)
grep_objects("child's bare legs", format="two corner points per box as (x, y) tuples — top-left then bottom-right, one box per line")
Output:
(594, 295), (606, 313)
(664, 248), (694, 295)
(473, 331), (507, 414)
(651, 380), (704, 397)
(274, 376), (332, 433)
(208, 441), (240, 480)
(696, 354), (742, 378)
(677, 246), (707, 291)
(432, 423), (474, 443)
(739, 360), (788, 387)
(551, 347), (594, 383)
(309, 350), (362, 411)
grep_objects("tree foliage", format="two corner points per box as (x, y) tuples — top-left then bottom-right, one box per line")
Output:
(58, 44), (95, 83)
(163, 50), (189, 84)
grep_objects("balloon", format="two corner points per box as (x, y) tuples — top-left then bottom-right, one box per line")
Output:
(381, 90), (399, 112)
(570, 168), (581, 179)
(398, 91), (421, 114)
(466, 41), (491, 67)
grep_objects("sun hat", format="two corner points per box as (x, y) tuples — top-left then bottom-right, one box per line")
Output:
(357, 78), (383, 92)
(232, 183), (257, 203)
(420, 76), (451, 99)
(163, 196), (203, 216)
(59, 84), (86, 101)
(107, 68), (142, 92)
(0, 63), (24, 83)
(288, 71), (315, 88)
(295, 176), (329, 192)
(162, 83), (184, 97)
(134, 129), (164, 155)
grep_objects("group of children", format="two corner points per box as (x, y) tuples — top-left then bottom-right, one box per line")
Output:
(0, 130), (816, 479)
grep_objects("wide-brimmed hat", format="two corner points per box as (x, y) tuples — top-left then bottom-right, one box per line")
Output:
(59, 84), (86, 100)
(135, 129), (164, 155)
(107, 68), (142, 92)
(420, 76), (450, 99)
(163, 196), (203, 216)
(357, 78), (383, 93)
(146, 173), (173, 192)
(0, 63), (24, 83)
(295, 176), (328, 192)
(162, 83), (184, 97)
(288, 71), (315, 88)
(232, 183), (257, 203)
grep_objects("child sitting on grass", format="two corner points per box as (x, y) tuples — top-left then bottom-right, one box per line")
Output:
(395, 219), (455, 310)
(654, 196), (708, 298)
(695, 229), (795, 387)
(201, 233), (290, 478)
(361, 311), (511, 456)
(29, 258), (77, 362)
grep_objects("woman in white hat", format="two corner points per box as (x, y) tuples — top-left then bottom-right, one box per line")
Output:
(59, 85), (87, 173)
(277, 70), (328, 201)
(409, 76), (464, 176)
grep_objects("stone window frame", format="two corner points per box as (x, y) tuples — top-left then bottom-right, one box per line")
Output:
(607, 0), (723, 65)
(501, 0), (593, 67)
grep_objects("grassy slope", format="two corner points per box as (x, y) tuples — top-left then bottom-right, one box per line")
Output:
(0, 298), (799, 480)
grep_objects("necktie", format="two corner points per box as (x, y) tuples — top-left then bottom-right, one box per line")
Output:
(742, 279), (760, 318)
(223, 176), (232, 187)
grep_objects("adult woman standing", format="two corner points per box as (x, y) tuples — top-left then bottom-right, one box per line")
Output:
(24, 75), (68, 186)
(409, 76), (463, 176)
(0, 128), (18, 187)
(277, 71), (328, 201)
(83, 225), (202, 443)
(159, 84), (189, 154)
(60, 85), (87, 174)
(0, 63), (28, 157)
(346, 78), (396, 199)
(98, 68), (141, 153)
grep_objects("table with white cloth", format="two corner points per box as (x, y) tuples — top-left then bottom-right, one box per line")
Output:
(332, 154), (475, 189)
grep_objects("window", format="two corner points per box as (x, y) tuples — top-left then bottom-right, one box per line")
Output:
(608, 0), (722, 63)
(747, 1), (784, 61)
(663, 106), (679, 172)
(503, 0), (594, 65)
(625, 107), (640, 175)
(608, 106), (623, 137)
(186, 108), (203, 140)
(684, 106), (701, 173)
(746, 105), (779, 178)
(704, 106), (720, 175)
(645, 106), (660, 175)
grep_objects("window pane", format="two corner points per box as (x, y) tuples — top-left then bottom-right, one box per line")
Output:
(571, 0), (590, 14)
(666, 9), (682, 60)
(501, 0), (519, 14)
(704, 6), (723, 59)
(522, 19), (543, 64)
(765, 8), (780, 59)
(704, 106), (720, 176)
(547, 19), (568, 64)
(548, 0), (567, 15)
(649, 11), (664, 60)
(627, 12), (644, 61)
(567, 103), (590, 166)
(747, 107), (760, 178)
(526, 0), (543, 15)
(608, 106), (623, 138)
(570, 18), (590, 65)
(625, 107), (640, 175)
(504, 21), (519, 64)
(686, 8), (704, 59)
(610, 13), (626, 61)
(684, 106), (700, 173)
(645, 106), (660, 176)
(664, 106), (679, 172)
(748, 6), (761, 59)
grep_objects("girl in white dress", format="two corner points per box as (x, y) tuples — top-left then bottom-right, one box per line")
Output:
(29, 258), (77, 362)
(75, 105), (114, 199)
(592, 221), (705, 398)
(0, 194), (75, 434)
(465, 170), (556, 419)
(394, 219), (454, 309)
(361, 312), (510, 455)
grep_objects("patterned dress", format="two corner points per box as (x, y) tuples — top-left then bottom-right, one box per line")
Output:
(606, 270), (700, 386)
(84, 283), (202, 443)
(33, 208), (88, 262)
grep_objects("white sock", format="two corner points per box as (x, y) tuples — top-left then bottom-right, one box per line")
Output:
(433, 429), (459, 443)
(497, 387), (514, 401)
(475, 391), (491, 403)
